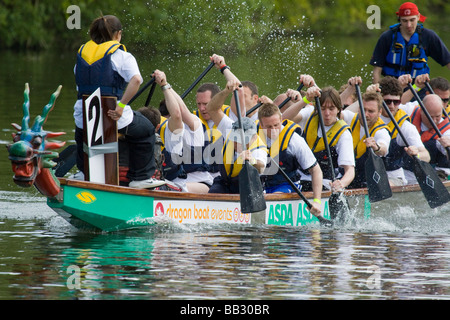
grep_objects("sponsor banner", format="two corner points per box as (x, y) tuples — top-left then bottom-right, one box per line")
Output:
(153, 198), (329, 226)
(154, 200), (251, 224)
(266, 199), (330, 226)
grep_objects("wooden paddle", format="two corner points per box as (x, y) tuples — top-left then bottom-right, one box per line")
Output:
(355, 84), (392, 202)
(245, 102), (262, 117)
(381, 100), (450, 208)
(233, 88), (267, 213)
(314, 96), (350, 220)
(408, 83), (450, 160)
(144, 81), (157, 107)
(128, 76), (155, 105)
(180, 61), (215, 99)
(245, 83), (305, 117)
(131, 62), (214, 104)
(269, 158), (333, 226)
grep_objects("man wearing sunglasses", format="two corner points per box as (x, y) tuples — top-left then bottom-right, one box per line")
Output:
(400, 74), (450, 115)
(398, 76), (450, 170)
(377, 76), (430, 185)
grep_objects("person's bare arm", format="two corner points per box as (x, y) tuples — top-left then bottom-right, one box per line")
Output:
(372, 66), (382, 84)
(154, 70), (183, 133)
(108, 75), (142, 120)
(207, 79), (240, 126)
(308, 163), (323, 216)
(174, 90), (200, 131)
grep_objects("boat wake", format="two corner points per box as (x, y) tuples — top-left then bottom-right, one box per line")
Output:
(335, 194), (450, 234)
(1, 188), (449, 235)
(0, 190), (76, 233)
(0, 190), (56, 220)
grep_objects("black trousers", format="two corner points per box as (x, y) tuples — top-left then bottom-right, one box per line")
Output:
(75, 126), (84, 174)
(208, 175), (240, 194)
(119, 111), (156, 181)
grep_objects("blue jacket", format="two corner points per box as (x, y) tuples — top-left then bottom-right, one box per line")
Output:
(383, 23), (429, 78)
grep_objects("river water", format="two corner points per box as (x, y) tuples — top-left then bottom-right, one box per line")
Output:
(1, 32), (450, 303)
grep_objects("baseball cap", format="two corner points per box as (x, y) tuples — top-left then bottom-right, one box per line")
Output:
(396, 2), (426, 22)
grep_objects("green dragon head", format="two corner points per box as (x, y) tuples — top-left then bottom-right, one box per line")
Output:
(7, 83), (65, 188)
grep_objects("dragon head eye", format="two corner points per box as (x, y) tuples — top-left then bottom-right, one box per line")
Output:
(12, 133), (20, 143)
(31, 136), (42, 149)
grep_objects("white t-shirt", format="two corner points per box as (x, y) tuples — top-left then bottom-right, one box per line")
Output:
(216, 113), (236, 138)
(380, 113), (425, 184)
(297, 105), (315, 129)
(341, 109), (391, 155)
(73, 49), (142, 130)
(379, 114), (424, 149)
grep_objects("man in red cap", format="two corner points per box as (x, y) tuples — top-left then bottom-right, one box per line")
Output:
(370, 2), (450, 84)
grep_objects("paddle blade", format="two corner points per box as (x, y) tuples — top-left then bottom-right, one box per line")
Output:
(365, 150), (392, 202)
(413, 158), (450, 208)
(329, 192), (350, 222)
(239, 162), (266, 213)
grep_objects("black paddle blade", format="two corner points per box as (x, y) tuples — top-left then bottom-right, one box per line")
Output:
(329, 192), (350, 221)
(53, 144), (77, 177)
(365, 150), (392, 202)
(239, 162), (266, 213)
(413, 158), (450, 208)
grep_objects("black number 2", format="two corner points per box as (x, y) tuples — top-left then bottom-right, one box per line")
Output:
(88, 96), (103, 146)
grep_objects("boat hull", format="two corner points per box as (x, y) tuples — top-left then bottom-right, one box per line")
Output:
(47, 179), (450, 232)
(48, 179), (332, 231)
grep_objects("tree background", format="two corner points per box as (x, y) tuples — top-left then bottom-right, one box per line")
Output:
(0, 0), (448, 53)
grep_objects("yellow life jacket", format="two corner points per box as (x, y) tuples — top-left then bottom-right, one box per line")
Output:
(304, 114), (350, 152)
(78, 40), (127, 65)
(223, 105), (232, 117)
(258, 119), (302, 160)
(158, 116), (168, 151)
(193, 106), (228, 144)
(222, 134), (267, 178)
(351, 114), (388, 159)
(76, 40), (127, 99)
(386, 109), (410, 139)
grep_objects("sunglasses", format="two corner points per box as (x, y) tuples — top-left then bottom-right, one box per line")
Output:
(441, 98), (449, 104)
(384, 99), (401, 106)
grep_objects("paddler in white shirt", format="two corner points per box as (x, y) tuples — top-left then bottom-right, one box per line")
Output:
(153, 69), (214, 193)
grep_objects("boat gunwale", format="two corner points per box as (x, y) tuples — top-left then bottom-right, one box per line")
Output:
(58, 178), (449, 201)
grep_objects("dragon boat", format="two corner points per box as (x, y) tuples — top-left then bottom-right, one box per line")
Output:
(6, 85), (450, 232)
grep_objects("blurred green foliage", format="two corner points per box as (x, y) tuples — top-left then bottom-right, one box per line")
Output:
(1, 0), (448, 53)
